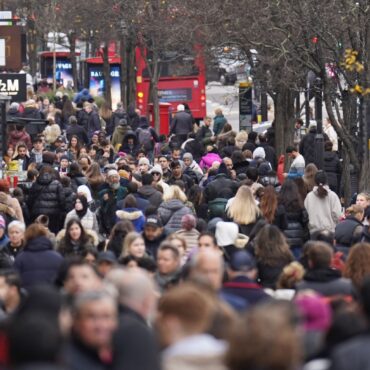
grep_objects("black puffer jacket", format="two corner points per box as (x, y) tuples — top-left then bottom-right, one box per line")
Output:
(299, 128), (317, 165)
(283, 208), (309, 248)
(204, 174), (238, 202)
(335, 216), (364, 249)
(28, 172), (65, 218)
(324, 151), (341, 193)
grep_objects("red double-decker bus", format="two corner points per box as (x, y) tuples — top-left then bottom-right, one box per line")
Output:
(135, 49), (207, 124)
(82, 46), (207, 124)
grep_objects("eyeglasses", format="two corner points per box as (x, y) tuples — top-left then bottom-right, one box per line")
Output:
(152, 172), (161, 176)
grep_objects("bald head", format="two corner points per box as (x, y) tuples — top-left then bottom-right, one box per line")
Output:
(191, 250), (224, 291)
(105, 268), (157, 321)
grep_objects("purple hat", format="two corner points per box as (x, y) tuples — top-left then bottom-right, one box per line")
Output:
(295, 293), (332, 331)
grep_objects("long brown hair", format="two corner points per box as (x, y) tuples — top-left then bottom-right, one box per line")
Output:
(344, 243), (370, 290)
(255, 225), (293, 267)
(86, 162), (104, 189)
(259, 185), (278, 224)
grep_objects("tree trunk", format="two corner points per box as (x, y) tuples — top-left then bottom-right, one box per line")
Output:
(27, 19), (38, 77)
(102, 45), (112, 107)
(69, 32), (78, 91)
(127, 43), (136, 109)
(273, 86), (295, 157)
(359, 98), (370, 191)
(119, 38), (127, 109)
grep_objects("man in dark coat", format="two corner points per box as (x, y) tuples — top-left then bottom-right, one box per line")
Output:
(64, 291), (118, 370)
(137, 173), (163, 210)
(296, 242), (353, 297)
(221, 251), (270, 310)
(258, 133), (277, 170)
(142, 215), (167, 258)
(323, 141), (341, 194)
(66, 115), (89, 144)
(170, 104), (193, 146)
(204, 163), (238, 202)
(110, 269), (161, 370)
(78, 103), (101, 138)
(27, 165), (65, 233)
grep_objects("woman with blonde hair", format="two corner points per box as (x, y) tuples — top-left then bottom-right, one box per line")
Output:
(356, 192), (370, 211)
(235, 130), (248, 150)
(158, 185), (193, 234)
(43, 117), (61, 145)
(121, 231), (146, 259)
(213, 108), (227, 135)
(227, 185), (262, 236)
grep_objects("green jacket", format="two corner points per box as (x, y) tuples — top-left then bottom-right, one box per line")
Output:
(213, 115), (227, 135)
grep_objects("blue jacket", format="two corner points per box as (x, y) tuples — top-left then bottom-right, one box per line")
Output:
(14, 236), (63, 289)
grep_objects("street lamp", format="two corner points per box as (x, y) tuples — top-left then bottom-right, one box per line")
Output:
(314, 77), (324, 169)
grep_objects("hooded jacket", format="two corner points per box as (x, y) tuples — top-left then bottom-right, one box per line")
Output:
(137, 186), (163, 209)
(8, 129), (32, 150)
(120, 131), (140, 156)
(158, 200), (193, 234)
(199, 152), (222, 170)
(28, 172), (66, 217)
(112, 124), (132, 150)
(14, 236), (63, 288)
(323, 151), (341, 193)
(116, 208), (145, 232)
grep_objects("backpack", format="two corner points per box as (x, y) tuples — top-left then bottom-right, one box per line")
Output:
(137, 127), (153, 151)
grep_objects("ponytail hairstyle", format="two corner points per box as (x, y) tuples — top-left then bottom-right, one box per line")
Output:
(314, 171), (328, 198)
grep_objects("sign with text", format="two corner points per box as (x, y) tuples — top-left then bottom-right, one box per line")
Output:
(158, 88), (192, 103)
(0, 26), (22, 71)
(239, 82), (253, 132)
(0, 73), (26, 101)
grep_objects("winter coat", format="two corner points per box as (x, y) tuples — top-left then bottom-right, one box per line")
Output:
(64, 208), (99, 231)
(199, 153), (222, 170)
(216, 130), (236, 150)
(323, 151), (341, 194)
(66, 124), (88, 145)
(120, 131), (140, 156)
(175, 228), (200, 251)
(208, 198), (228, 220)
(137, 186), (163, 209)
(7, 130), (32, 150)
(299, 128), (317, 165)
(196, 125), (213, 146)
(335, 216), (364, 249)
(22, 107), (44, 137)
(213, 115), (227, 136)
(69, 174), (89, 192)
(73, 88), (92, 104)
(204, 174), (238, 202)
(143, 230), (167, 258)
(259, 143), (277, 170)
(63, 185), (76, 213)
(182, 139), (204, 162)
(330, 335), (370, 370)
(112, 125), (131, 151)
(84, 111), (101, 138)
(162, 334), (227, 370)
(304, 186), (342, 235)
(257, 259), (292, 289)
(14, 236), (63, 289)
(221, 276), (270, 308)
(112, 305), (161, 370)
(296, 268), (354, 297)
(170, 111), (193, 136)
(283, 208), (309, 248)
(116, 208), (146, 232)
(56, 229), (98, 257)
(28, 172), (65, 218)
(158, 199), (193, 234)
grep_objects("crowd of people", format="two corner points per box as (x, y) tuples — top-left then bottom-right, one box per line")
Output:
(0, 90), (369, 370)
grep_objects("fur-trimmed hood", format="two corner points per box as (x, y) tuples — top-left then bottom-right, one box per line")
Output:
(55, 228), (99, 247)
(116, 208), (144, 221)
